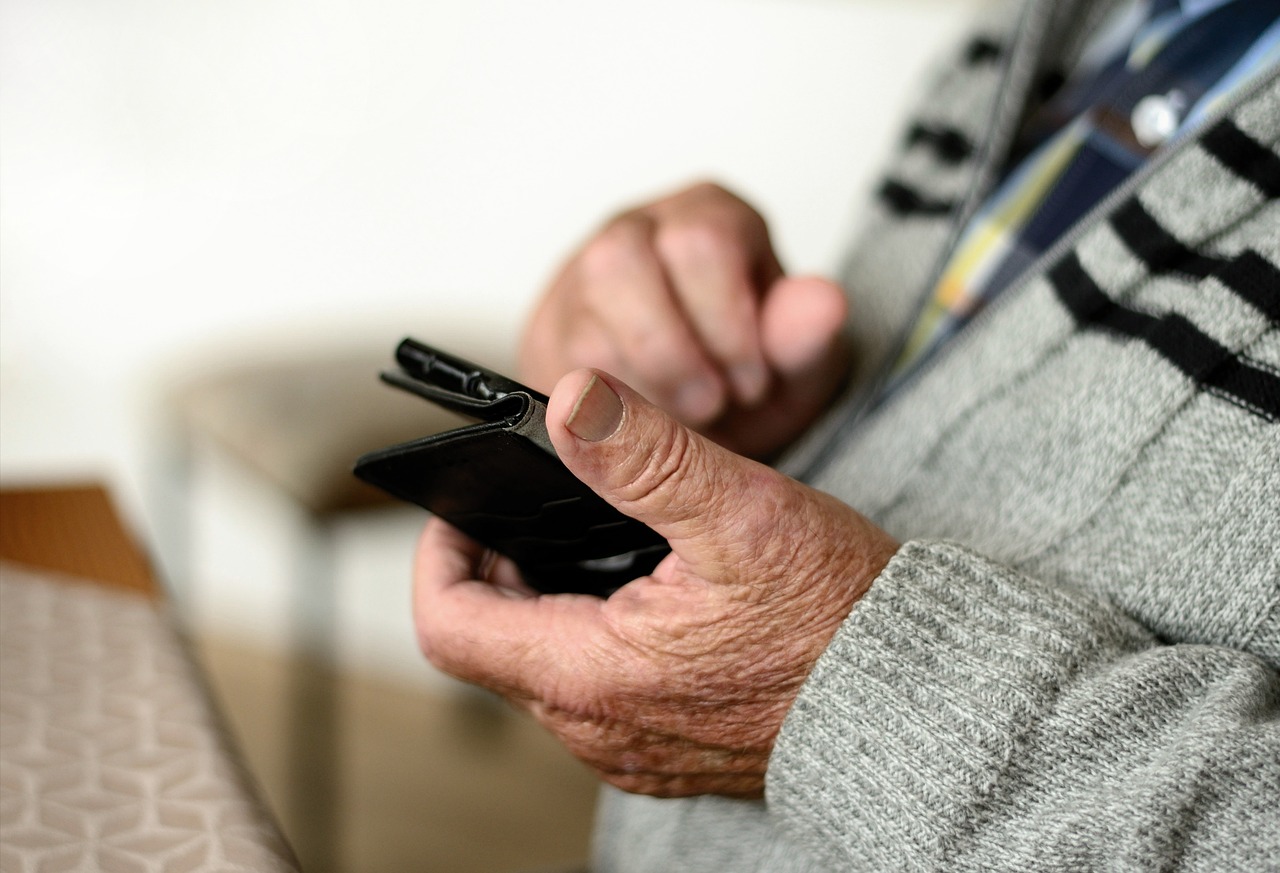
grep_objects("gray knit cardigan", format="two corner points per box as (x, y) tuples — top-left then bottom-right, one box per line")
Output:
(592, 0), (1280, 870)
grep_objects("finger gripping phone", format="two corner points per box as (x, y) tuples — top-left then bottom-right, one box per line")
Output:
(352, 338), (669, 596)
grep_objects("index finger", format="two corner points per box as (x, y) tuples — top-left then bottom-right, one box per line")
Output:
(647, 186), (783, 405)
(575, 213), (728, 424)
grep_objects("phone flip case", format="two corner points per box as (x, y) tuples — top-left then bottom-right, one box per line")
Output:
(352, 338), (669, 595)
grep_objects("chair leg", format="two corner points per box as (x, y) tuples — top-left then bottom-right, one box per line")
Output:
(285, 518), (344, 872)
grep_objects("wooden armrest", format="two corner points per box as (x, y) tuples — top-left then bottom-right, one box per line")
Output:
(0, 483), (159, 597)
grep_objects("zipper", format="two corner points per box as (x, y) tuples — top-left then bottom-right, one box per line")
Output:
(794, 20), (1280, 486)
(787, 0), (1055, 482)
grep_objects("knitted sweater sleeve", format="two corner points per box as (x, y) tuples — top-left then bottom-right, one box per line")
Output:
(767, 536), (1280, 872)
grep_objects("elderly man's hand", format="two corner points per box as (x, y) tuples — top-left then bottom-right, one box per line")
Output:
(413, 369), (897, 798)
(518, 181), (849, 460)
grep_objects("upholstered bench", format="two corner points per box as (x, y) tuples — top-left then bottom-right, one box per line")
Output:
(0, 485), (300, 871)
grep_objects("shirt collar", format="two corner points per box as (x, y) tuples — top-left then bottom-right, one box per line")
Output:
(1180, 0), (1234, 17)
(1131, 0), (1241, 67)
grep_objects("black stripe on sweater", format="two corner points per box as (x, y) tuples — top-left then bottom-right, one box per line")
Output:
(905, 124), (975, 164)
(965, 37), (1003, 64)
(1049, 251), (1280, 422)
(877, 180), (957, 217)
(1109, 199), (1280, 325)
(1200, 119), (1280, 200)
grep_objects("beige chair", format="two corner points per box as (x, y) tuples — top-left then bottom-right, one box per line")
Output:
(162, 336), (601, 871)
(168, 343), (475, 871)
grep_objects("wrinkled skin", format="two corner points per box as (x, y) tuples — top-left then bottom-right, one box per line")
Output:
(414, 371), (898, 798)
(415, 182), (898, 799)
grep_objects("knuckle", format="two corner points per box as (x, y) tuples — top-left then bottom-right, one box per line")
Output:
(615, 418), (700, 513)
(737, 475), (824, 581)
(681, 179), (733, 202)
(656, 179), (729, 212)
(577, 215), (650, 283)
(684, 180), (765, 226)
(654, 219), (740, 271)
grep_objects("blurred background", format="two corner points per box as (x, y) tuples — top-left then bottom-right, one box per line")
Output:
(1, 0), (985, 869)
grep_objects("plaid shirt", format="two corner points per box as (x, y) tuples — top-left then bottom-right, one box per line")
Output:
(888, 0), (1280, 387)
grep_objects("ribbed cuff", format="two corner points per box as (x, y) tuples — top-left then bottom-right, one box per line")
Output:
(766, 540), (1151, 870)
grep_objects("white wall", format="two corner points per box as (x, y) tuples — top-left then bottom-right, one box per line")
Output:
(1, 0), (984, 679)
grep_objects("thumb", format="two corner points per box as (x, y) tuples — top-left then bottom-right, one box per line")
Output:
(546, 369), (791, 577)
(760, 275), (848, 378)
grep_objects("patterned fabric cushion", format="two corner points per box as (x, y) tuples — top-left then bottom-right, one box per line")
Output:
(0, 563), (299, 872)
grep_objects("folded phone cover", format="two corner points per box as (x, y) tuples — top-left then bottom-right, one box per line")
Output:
(353, 340), (668, 595)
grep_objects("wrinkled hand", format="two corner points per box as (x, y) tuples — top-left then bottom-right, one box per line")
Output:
(519, 181), (850, 460)
(413, 369), (898, 798)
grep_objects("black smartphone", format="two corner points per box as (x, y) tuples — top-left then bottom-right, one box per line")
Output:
(353, 338), (669, 596)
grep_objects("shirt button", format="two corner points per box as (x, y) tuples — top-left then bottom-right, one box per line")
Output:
(1131, 90), (1188, 149)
